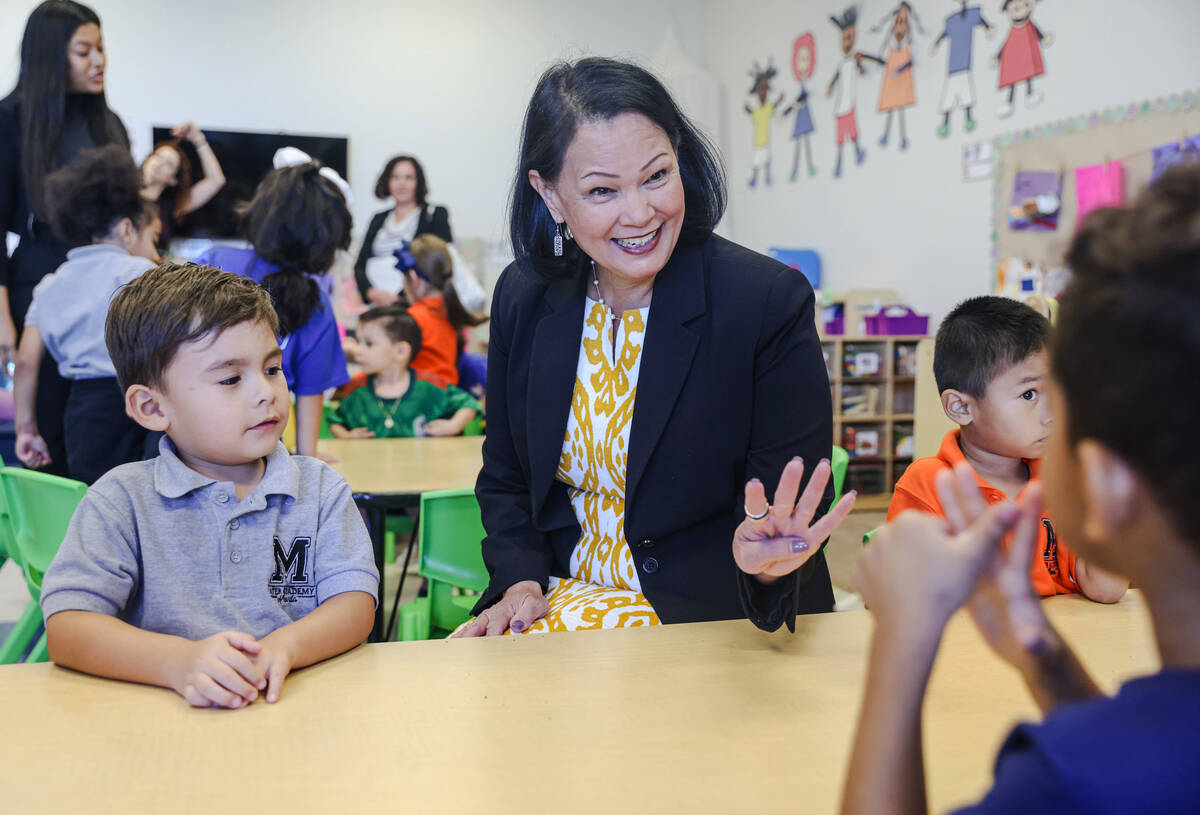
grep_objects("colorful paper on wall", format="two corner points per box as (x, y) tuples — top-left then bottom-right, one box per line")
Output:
(1008, 171), (1062, 231)
(1151, 135), (1200, 183)
(1074, 161), (1124, 228)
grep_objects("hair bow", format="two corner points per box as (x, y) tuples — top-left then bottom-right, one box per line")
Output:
(393, 240), (418, 275)
(272, 146), (354, 204)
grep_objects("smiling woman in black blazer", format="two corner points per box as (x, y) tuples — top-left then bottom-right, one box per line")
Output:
(456, 58), (855, 638)
(353, 154), (452, 306)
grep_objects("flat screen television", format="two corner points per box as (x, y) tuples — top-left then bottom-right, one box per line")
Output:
(149, 126), (349, 240)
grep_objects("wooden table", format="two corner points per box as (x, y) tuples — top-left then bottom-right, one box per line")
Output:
(0, 592), (1156, 814)
(321, 436), (485, 640)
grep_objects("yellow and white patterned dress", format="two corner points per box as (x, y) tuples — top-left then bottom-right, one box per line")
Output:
(518, 298), (661, 633)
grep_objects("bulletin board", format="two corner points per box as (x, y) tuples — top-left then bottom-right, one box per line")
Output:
(990, 88), (1200, 290)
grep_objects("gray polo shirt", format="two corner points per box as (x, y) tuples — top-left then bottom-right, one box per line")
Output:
(40, 437), (379, 640)
(25, 244), (154, 379)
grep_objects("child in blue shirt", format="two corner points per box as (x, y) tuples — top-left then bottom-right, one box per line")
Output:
(14, 145), (161, 483)
(195, 161), (351, 458)
(842, 164), (1200, 813)
(329, 305), (480, 438)
(41, 262), (377, 709)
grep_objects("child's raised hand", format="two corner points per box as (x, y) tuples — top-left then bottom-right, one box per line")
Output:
(172, 631), (265, 709)
(733, 457), (856, 581)
(853, 464), (1021, 632)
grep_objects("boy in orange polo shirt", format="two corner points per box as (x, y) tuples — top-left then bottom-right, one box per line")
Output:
(888, 296), (1127, 601)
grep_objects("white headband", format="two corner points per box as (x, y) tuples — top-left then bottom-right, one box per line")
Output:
(272, 146), (354, 205)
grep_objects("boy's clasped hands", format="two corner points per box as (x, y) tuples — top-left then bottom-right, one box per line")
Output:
(172, 630), (296, 709)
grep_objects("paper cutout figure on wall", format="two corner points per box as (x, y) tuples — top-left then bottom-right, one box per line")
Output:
(1151, 135), (1200, 183)
(872, 3), (924, 150)
(827, 7), (883, 178)
(992, 0), (1053, 118)
(783, 33), (818, 180)
(1007, 170), (1061, 231)
(1074, 161), (1124, 228)
(931, 1), (994, 137)
(745, 61), (783, 188)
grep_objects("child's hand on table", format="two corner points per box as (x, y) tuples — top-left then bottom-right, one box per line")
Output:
(171, 631), (265, 709)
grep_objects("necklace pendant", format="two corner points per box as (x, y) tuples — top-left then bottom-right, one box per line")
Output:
(384, 417), (395, 429)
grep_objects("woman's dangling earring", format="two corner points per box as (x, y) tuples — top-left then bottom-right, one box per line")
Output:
(553, 221), (564, 257)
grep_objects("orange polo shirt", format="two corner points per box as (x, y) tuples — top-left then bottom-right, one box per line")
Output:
(887, 429), (1079, 596)
(408, 296), (459, 387)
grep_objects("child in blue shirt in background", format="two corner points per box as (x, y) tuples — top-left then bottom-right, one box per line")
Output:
(14, 145), (160, 483)
(842, 164), (1200, 814)
(41, 262), (377, 709)
(329, 305), (480, 438)
(195, 161), (351, 459)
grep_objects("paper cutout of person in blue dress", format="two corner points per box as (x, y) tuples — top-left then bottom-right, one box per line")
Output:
(783, 32), (818, 181)
(930, 0), (994, 137)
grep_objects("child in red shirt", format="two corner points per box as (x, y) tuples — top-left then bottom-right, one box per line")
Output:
(888, 296), (1126, 602)
(399, 235), (487, 387)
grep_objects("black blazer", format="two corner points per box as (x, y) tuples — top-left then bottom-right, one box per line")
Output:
(0, 92), (128, 322)
(353, 204), (453, 299)
(474, 234), (835, 632)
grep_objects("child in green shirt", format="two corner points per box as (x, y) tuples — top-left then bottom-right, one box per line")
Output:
(329, 306), (480, 438)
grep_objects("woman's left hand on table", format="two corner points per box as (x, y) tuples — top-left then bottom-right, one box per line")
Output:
(733, 457), (856, 582)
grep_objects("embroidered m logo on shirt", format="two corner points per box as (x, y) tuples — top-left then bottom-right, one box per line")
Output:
(269, 536), (315, 604)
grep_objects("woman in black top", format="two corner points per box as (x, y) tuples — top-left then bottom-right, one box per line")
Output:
(353, 155), (452, 306)
(0, 0), (129, 476)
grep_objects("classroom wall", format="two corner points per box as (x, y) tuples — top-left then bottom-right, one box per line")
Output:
(0, 0), (705, 255)
(4, 0), (1198, 326)
(696, 0), (1200, 324)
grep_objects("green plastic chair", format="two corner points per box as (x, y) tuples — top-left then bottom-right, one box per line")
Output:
(0, 468), (88, 664)
(397, 488), (489, 641)
(831, 445), (850, 506)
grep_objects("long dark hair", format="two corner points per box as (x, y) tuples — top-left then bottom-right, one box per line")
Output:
(509, 58), (726, 280)
(241, 162), (352, 337)
(408, 234), (487, 331)
(16, 1), (127, 219)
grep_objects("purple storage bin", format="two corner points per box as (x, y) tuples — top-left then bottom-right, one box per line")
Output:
(824, 314), (844, 335)
(864, 305), (928, 336)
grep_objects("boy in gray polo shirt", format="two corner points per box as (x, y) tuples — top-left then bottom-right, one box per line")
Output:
(40, 263), (379, 709)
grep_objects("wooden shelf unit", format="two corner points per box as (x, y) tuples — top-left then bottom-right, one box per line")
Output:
(821, 335), (926, 512)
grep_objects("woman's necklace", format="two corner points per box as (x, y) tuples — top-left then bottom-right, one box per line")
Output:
(591, 261), (622, 364)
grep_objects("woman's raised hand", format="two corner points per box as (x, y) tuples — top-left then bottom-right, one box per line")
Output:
(733, 457), (856, 581)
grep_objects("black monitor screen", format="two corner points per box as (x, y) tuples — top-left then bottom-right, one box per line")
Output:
(149, 126), (349, 240)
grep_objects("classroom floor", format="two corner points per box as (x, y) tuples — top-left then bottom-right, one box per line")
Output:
(0, 510), (887, 641)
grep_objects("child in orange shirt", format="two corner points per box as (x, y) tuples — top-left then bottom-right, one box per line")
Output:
(888, 296), (1126, 602)
(397, 235), (487, 387)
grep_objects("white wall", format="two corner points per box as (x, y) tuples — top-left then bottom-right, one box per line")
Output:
(4, 0), (1197, 326)
(697, 0), (1200, 324)
(0, 0), (705, 251)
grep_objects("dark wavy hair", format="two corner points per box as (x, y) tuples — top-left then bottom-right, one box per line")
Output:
(374, 155), (428, 206)
(42, 144), (154, 245)
(1053, 163), (1200, 549)
(15, 1), (128, 219)
(509, 57), (726, 281)
(240, 162), (352, 337)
